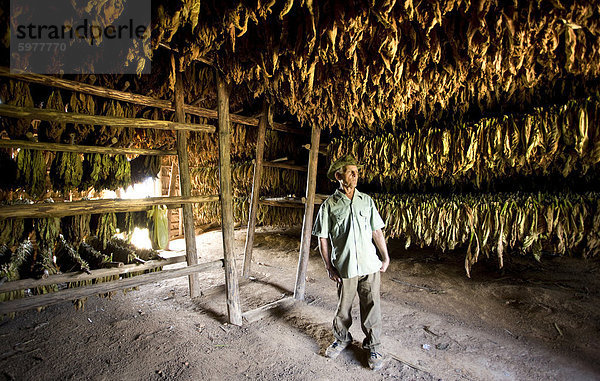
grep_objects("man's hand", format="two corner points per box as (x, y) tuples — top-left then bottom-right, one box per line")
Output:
(327, 265), (342, 283)
(380, 257), (390, 273)
(372, 229), (390, 273)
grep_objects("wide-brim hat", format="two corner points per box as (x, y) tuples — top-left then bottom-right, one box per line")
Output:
(326, 155), (363, 181)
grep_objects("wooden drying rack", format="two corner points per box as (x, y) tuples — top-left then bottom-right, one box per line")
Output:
(0, 64), (248, 321)
(0, 61), (316, 323)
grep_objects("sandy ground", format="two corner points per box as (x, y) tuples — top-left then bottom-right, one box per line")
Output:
(1, 227), (599, 381)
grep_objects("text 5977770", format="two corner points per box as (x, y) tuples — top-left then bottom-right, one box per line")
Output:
(17, 42), (66, 52)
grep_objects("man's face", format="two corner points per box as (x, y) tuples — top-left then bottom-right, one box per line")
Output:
(336, 165), (359, 189)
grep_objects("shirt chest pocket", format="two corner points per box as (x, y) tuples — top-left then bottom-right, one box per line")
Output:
(330, 211), (346, 236)
(358, 209), (370, 229)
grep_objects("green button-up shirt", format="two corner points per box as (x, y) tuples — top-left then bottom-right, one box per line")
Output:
(312, 188), (385, 278)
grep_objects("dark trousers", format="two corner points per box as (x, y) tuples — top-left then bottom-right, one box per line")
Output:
(333, 271), (382, 351)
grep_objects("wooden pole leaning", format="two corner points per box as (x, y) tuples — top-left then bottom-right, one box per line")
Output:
(294, 125), (321, 300)
(174, 71), (202, 298)
(242, 102), (269, 278)
(216, 70), (243, 325)
(166, 162), (178, 249)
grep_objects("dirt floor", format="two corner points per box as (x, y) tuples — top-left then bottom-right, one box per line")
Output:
(1, 226), (600, 381)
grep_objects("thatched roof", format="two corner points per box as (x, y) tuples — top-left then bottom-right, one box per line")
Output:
(150, 0), (600, 133)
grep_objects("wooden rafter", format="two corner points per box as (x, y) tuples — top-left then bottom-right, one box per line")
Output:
(0, 139), (176, 156)
(0, 104), (214, 133)
(0, 67), (306, 135)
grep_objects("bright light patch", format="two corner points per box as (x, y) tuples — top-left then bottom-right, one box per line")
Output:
(122, 176), (157, 199)
(107, 175), (160, 250)
(129, 227), (153, 250)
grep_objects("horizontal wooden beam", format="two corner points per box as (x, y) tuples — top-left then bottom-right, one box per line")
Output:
(263, 161), (308, 172)
(270, 123), (308, 136)
(0, 259), (225, 315)
(262, 162), (327, 174)
(305, 194), (328, 204)
(0, 139), (176, 156)
(0, 195), (219, 219)
(0, 104), (215, 133)
(0, 67), (306, 135)
(0, 255), (187, 294)
(259, 199), (305, 208)
(301, 143), (327, 155)
(259, 194), (327, 209)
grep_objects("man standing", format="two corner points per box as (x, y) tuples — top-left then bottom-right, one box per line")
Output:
(312, 155), (390, 371)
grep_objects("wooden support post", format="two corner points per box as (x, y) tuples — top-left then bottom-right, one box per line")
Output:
(294, 126), (321, 300)
(216, 70), (243, 325)
(175, 71), (201, 298)
(243, 102), (268, 278)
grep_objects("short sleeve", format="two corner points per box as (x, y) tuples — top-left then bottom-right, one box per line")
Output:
(312, 202), (330, 238)
(369, 197), (385, 231)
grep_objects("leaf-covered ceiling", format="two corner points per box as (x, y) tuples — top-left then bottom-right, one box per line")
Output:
(152, 0), (600, 133)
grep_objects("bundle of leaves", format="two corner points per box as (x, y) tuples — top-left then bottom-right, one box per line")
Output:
(16, 149), (47, 199)
(130, 155), (162, 184)
(81, 153), (132, 191)
(50, 152), (83, 193)
(55, 235), (90, 274)
(60, 215), (91, 246)
(78, 241), (111, 269)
